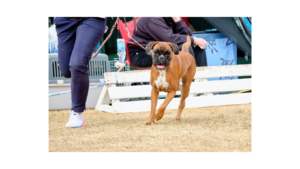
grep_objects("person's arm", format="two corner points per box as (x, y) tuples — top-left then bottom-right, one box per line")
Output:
(171, 17), (207, 49)
(172, 17), (181, 22)
(171, 17), (192, 35)
(147, 18), (192, 44)
(193, 37), (207, 49)
(171, 17), (195, 44)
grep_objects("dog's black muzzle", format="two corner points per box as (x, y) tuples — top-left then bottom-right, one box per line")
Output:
(153, 55), (171, 70)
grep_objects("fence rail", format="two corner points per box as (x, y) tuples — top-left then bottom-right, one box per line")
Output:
(95, 64), (252, 114)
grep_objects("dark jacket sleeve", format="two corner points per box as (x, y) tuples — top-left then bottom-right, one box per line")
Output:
(147, 18), (194, 44)
(173, 20), (193, 36)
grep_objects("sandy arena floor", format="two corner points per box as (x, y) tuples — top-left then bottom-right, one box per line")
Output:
(49, 103), (251, 152)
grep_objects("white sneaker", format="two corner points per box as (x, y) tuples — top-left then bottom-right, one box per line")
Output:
(65, 110), (86, 129)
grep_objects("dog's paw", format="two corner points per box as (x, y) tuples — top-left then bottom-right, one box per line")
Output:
(145, 121), (154, 125)
(173, 119), (181, 121)
(155, 109), (165, 121)
(156, 114), (164, 121)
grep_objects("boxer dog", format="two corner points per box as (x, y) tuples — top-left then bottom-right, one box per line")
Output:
(145, 35), (196, 125)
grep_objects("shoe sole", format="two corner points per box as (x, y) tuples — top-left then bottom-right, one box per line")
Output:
(66, 119), (86, 129)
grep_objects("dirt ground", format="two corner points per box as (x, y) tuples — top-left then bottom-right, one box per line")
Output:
(49, 103), (251, 152)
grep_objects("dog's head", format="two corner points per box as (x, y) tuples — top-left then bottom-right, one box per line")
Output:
(146, 42), (179, 70)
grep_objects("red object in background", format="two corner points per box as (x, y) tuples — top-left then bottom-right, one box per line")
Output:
(117, 17), (189, 70)
(181, 17), (189, 26)
(117, 17), (141, 65)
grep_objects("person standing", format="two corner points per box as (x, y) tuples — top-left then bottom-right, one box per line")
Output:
(54, 17), (107, 128)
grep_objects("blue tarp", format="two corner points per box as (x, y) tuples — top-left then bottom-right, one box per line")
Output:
(193, 33), (238, 81)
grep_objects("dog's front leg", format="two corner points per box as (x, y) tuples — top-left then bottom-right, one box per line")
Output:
(155, 91), (176, 121)
(146, 88), (159, 125)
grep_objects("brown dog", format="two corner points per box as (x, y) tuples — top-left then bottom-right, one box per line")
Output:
(145, 35), (196, 125)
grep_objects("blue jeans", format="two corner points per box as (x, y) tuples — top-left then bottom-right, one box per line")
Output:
(54, 17), (107, 112)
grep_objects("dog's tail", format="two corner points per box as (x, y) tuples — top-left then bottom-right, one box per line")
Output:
(181, 35), (191, 53)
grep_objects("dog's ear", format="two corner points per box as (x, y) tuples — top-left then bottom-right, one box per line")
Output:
(146, 42), (158, 55)
(168, 43), (179, 55)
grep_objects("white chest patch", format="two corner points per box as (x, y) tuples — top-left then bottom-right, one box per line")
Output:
(155, 70), (169, 89)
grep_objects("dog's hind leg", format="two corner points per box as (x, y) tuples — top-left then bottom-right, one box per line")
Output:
(174, 68), (195, 121)
(174, 81), (189, 121)
(155, 91), (176, 121)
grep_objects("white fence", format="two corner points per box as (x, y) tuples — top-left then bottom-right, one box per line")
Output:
(95, 64), (251, 114)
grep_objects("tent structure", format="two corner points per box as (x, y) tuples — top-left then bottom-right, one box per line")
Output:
(188, 17), (252, 58)
(205, 17), (251, 56)
(102, 17), (251, 61)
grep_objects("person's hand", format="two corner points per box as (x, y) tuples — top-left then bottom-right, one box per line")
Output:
(194, 37), (207, 49)
(171, 17), (181, 22)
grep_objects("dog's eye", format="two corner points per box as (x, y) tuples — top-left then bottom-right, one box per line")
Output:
(154, 50), (160, 57)
(164, 50), (170, 57)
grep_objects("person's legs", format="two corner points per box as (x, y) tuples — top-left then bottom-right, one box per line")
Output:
(178, 43), (207, 67)
(178, 43), (196, 65)
(55, 17), (86, 128)
(193, 46), (207, 66)
(178, 43), (195, 55)
(69, 17), (107, 113)
(55, 17), (79, 78)
(129, 51), (153, 67)
(129, 44), (200, 67)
